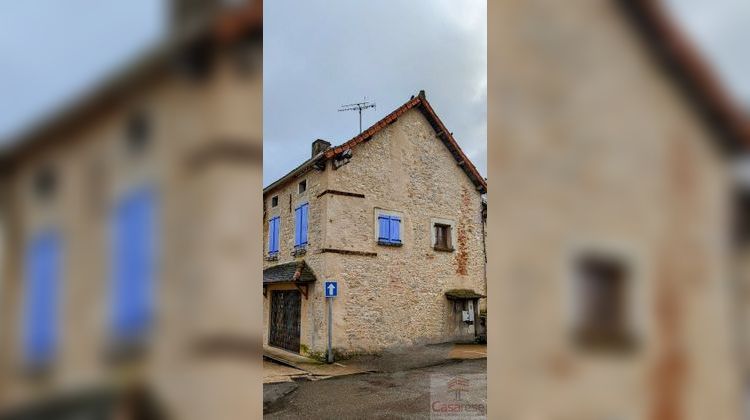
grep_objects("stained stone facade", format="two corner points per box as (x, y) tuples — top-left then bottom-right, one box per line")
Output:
(487, 1), (750, 420)
(263, 93), (487, 357)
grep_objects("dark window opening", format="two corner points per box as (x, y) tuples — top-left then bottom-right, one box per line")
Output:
(573, 254), (635, 352)
(33, 165), (57, 201)
(434, 224), (453, 251)
(271, 196), (278, 207)
(126, 111), (151, 155)
(298, 180), (307, 194)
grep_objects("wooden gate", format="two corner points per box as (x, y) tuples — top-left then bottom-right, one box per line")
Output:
(269, 290), (301, 353)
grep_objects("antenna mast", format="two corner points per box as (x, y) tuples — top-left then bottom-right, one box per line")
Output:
(338, 99), (376, 134)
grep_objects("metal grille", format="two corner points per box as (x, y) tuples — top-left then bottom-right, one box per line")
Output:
(269, 290), (301, 353)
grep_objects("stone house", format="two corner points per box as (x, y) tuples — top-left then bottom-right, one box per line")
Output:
(262, 91), (487, 358)
(489, 0), (750, 419)
(0, 1), (263, 418)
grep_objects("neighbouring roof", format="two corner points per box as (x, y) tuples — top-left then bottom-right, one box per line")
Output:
(264, 90), (488, 195)
(263, 260), (317, 284)
(618, 0), (750, 152)
(445, 289), (485, 300)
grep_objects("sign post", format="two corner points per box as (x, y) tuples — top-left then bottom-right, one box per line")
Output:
(324, 281), (338, 363)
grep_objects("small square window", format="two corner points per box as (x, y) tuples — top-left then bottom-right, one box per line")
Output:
(271, 196), (278, 207)
(298, 180), (307, 194)
(126, 110), (151, 155)
(434, 224), (453, 251)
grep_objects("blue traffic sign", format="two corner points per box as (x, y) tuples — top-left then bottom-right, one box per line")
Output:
(325, 281), (338, 298)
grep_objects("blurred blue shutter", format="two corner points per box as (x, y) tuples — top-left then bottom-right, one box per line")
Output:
(378, 216), (389, 241)
(24, 230), (61, 365)
(112, 188), (156, 342)
(390, 216), (401, 243)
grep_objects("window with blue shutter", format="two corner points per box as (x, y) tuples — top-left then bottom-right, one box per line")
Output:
(377, 214), (402, 245)
(268, 216), (280, 255)
(294, 203), (309, 248)
(23, 230), (61, 366)
(111, 187), (157, 344)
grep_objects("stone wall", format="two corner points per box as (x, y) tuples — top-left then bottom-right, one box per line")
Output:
(322, 108), (486, 354)
(488, 0), (741, 419)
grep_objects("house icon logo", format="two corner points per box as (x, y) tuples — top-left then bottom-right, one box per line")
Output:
(447, 376), (470, 400)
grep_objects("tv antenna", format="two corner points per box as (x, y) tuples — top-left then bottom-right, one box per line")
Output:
(338, 99), (376, 134)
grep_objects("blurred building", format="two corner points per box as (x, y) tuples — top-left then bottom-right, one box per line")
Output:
(262, 91), (487, 359)
(489, 0), (750, 419)
(0, 1), (262, 418)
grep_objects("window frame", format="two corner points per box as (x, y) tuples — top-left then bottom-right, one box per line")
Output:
(298, 179), (307, 194)
(430, 218), (456, 252)
(271, 195), (279, 208)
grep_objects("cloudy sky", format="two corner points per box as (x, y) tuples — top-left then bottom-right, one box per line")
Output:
(0, 0), (165, 147)
(0, 1), (747, 183)
(263, 0), (487, 185)
(664, 0), (750, 109)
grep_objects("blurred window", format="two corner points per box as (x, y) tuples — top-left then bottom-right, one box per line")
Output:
(298, 179), (307, 194)
(573, 254), (635, 351)
(271, 195), (278, 207)
(126, 110), (151, 155)
(32, 165), (57, 202)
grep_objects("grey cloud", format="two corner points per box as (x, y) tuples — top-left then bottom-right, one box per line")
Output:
(263, 0), (487, 185)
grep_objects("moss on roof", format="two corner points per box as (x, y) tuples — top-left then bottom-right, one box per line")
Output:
(445, 289), (485, 300)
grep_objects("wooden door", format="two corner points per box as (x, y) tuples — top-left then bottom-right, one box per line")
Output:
(269, 290), (301, 353)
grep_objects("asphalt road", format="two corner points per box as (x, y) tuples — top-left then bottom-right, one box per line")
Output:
(264, 359), (487, 419)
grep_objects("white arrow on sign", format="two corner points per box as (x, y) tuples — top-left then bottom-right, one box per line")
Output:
(327, 283), (336, 295)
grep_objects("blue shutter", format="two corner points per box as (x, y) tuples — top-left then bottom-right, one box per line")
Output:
(390, 216), (401, 243)
(268, 217), (276, 253)
(294, 206), (302, 246)
(274, 217), (280, 253)
(300, 203), (309, 245)
(24, 230), (61, 365)
(275, 218), (281, 252)
(269, 217), (280, 253)
(112, 188), (157, 342)
(378, 216), (389, 241)
(295, 203), (309, 247)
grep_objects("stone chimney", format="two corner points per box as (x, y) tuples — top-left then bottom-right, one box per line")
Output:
(312, 139), (331, 157)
